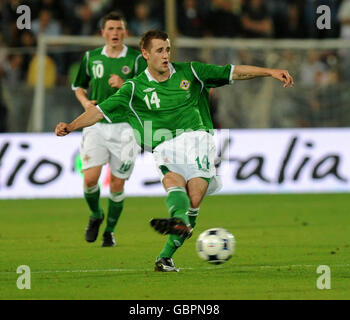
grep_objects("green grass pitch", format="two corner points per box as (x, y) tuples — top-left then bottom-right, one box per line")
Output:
(0, 194), (349, 300)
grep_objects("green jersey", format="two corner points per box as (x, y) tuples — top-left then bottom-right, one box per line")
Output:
(198, 88), (214, 131)
(98, 61), (234, 150)
(72, 45), (147, 123)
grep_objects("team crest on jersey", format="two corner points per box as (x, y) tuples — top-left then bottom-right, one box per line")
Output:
(180, 79), (190, 90)
(122, 65), (131, 75)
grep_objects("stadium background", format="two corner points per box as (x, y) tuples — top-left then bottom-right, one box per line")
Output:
(1, 0), (350, 301)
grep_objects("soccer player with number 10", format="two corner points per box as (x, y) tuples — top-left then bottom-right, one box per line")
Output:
(72, 12), (146, 247)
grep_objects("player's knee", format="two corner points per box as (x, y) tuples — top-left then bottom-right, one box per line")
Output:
(84, 177), (98, 188)
(163, 172), (186, 189)
(110, 176), (125, 193)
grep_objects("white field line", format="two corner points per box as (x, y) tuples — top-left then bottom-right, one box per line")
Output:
(0, 264), (349, 275)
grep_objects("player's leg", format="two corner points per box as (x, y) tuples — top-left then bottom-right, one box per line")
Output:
(105, 122), (139, 246)
(153, 177), (208, 272)
(102, 175), (125, 247)
(151, 132), (212, 271)
(83, 165), (105, 242)
(150, 171), (192, 237)
(186, 177), (209, 229)
(156, 177), (207, 261)
(153, 171), (191, 272)
(185, 130), (221, 228)
(83, 166), (103, 218)
(80, 124), (109, 243)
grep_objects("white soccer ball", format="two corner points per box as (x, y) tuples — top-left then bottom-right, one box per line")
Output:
(196, 228), (235, 264)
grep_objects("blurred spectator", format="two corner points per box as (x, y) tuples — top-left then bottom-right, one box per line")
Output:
(26, 54), (57, 88)
(299, 51), (328, 87)
(266, 0), (304, 38)
(31, 9), (62, 37)
(297, 50), (342, 127)
(338, 0), (350, 39)
(241, 0), (273, 38)
(286, 1), (305, 38)
(20, 29), (36, 47)
(1, 0), (22, 46)
(177, 0), (207, 37)
(75, 3), (96, 35)
(128, 1), (162, 36)
(106, 0), (144, 24)
(60, 0), (84, 35)
(86, 0), (110, 17)
(205, 0), (242, 65)
(73, 0), (111, 35)
(265, 0), (288, 38)
(38, 0), (62, 17)
(31, 8), (64, 82)
(176, 0), (207, 61)
(19, 30), (36, 78)
(1, 54), (24, 86)
(207, 0), (242, 37)
(298, 68), (342, 127)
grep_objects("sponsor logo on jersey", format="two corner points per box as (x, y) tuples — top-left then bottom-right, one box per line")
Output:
(121, 65), (131, 75)
(92, 60), (103, 64)
(180, 79), (190, 90)
(143, 87), (156, 93)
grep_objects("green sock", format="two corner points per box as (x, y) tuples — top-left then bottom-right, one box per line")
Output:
(187, 207), (200, 228)
(158, 207), (200, 259)
(165, 187), (190, 224)
(105, 191), (125, 233)
(158, 187), (190, 259)
(84, 184), (103, 219)
(159, 234), (185, 259)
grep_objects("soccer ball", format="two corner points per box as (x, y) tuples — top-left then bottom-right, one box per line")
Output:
(196, 228), (235, 264)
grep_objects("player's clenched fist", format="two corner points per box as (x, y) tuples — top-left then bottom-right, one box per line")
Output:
(108, 74), (124, 89)
(55, 122), (70, 136)
(270, 69), (294, 88)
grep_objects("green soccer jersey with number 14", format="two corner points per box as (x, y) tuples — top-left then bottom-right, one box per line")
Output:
(72, 45), (147, 123)
(98, 61), (234, 150)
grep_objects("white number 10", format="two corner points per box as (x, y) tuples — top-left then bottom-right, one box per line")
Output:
(144, 91), (161, 110)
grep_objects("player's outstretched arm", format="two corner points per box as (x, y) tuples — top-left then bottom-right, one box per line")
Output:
(55, 106), (104, 136)
(233, 65), (294, 88)
(75, 88), (97, 111)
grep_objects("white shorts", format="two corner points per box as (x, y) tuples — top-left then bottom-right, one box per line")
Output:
(153, 131), (222, 195)
(80, 122), (140, 179)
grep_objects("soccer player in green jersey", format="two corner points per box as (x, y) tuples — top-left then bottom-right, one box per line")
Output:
(72, 12), (147, 247)
(56, 30), (294, 271)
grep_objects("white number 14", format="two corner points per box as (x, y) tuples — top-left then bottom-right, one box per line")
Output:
(144, 91), (161, 110)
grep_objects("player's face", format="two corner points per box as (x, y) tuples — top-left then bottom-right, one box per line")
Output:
(143, 38), (171, 74)
(101, 20), (126, 49)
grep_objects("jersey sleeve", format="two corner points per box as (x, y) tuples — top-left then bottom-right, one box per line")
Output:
(72, 52), (90, 91)
(134, 54), (147, 76)
(190, 61), (234, 88)
(96, 81), (133, 123)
